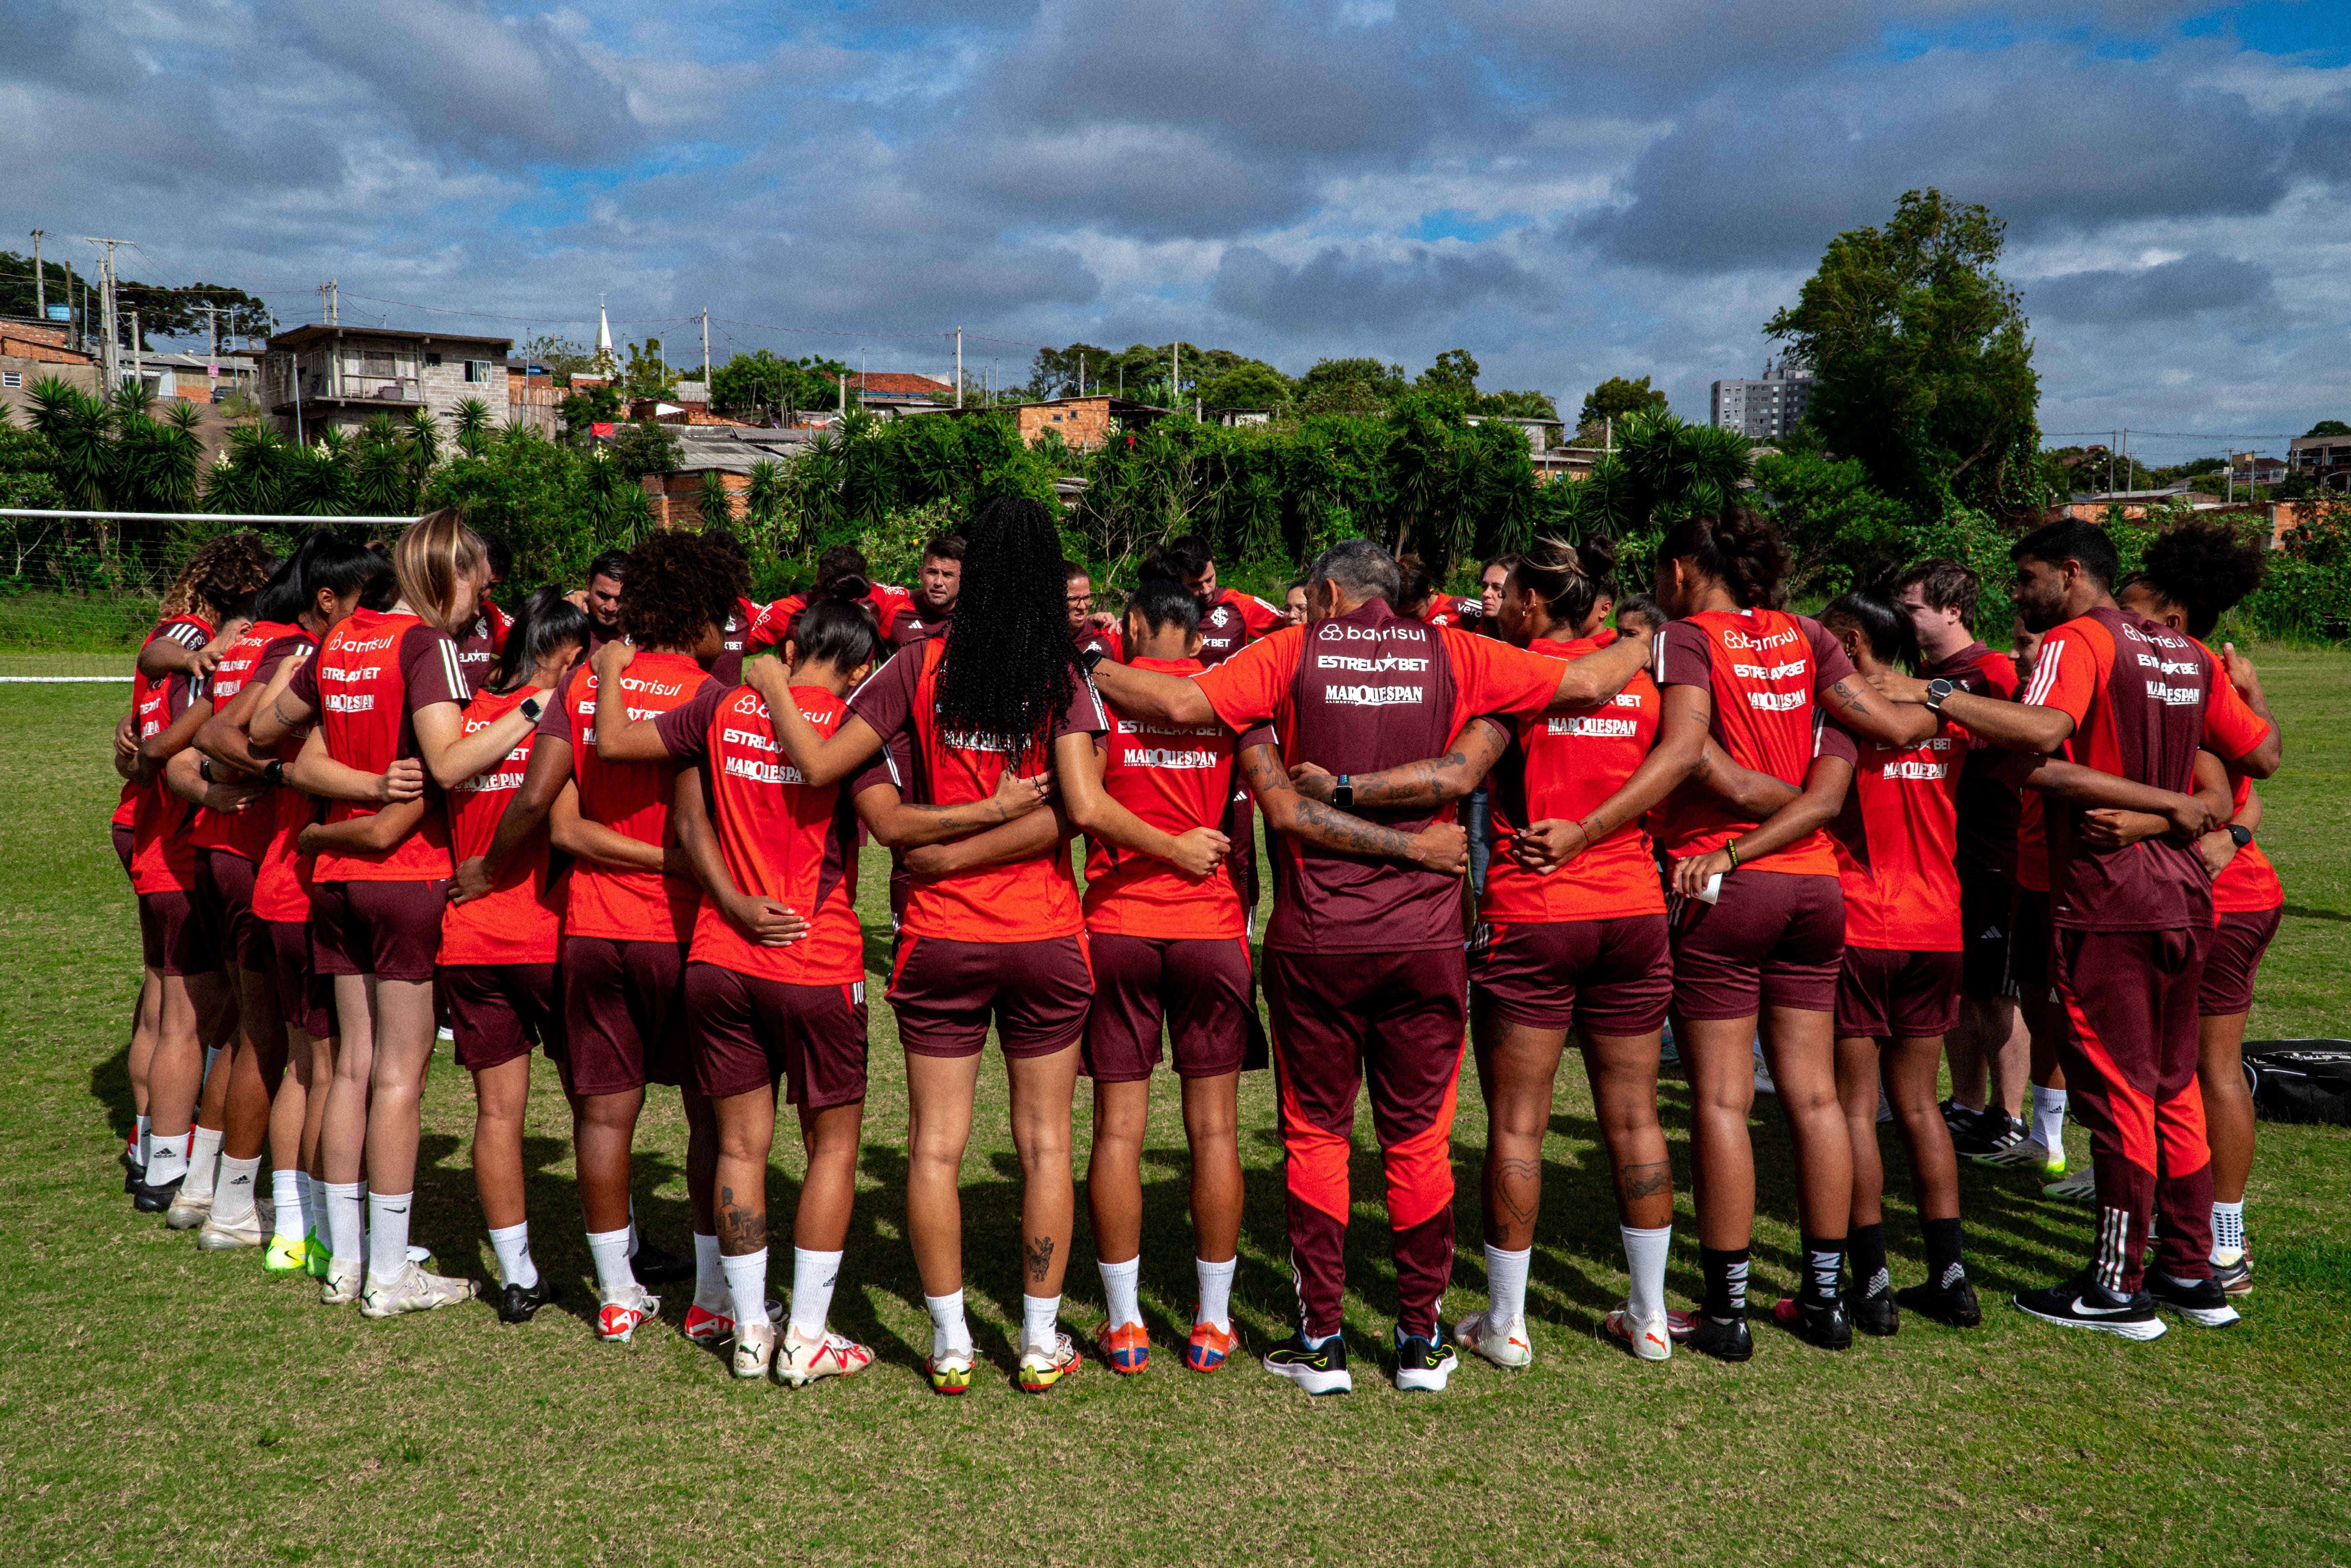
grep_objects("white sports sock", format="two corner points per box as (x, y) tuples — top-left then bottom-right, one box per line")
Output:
(1195, 1256), (1237, 1331)
(202, 1044), (222, 1089)
(271, 1168), (304, 1242)
(1097, 1254), (1142, 1329)
(2032, 1085), (2068, 1154)
(693, 1233), (729, 1314)
(325, 1180), (364, 1269)
(182, 1126), (225, 1203)
(789, 1248), (841, 1337)
(366, 1191), (413, 1286)
(1485, 1243), (1532, 1324)
(2211, 1200), (2246, 1261)
(489, 1221), (538, 1290)
(726, 1248), (773, 1330)
(146, 1130), (190, 1188)
(297, 1172), (319, 1235)
(925, 1289), (972, 1359)
(1621, 1224), (1672, 1322)
(212, 1155), (261, 1226)
(587, 1226), (636, 1301)
(1022, 1293), (1062, 1355)
(131, 1115), (150, 1170)
(627, 1198), (640, 1259)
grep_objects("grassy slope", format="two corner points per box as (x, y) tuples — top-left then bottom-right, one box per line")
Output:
(1, 651), (2347, 1567)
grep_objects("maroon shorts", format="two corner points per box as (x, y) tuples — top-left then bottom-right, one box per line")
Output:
(1469, 915), (1671, 1036)
(196, 849), (270, 973)
(138, 889), (219, 978)
(311, 878), (447, 983)
(685, 962), (869, 1106)
(560, 934), (688, 1095)
(264, 918), (333, 1039)
(112, 822), (135, 878)
(886, 933), (1093, 1059)
(1958, 872), (2017, 1002)
(441, 962), (562, 1073)
(2198, 907), (2281, 1018)
(2009, 888), (2055, 998)
(1668, 870), (1844, 1020)
(1835, 945), (1964, 1040)
(1082, 932), (1252, 1082)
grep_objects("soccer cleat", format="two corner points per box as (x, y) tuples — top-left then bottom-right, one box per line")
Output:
(1185, 1313), (1238, 1374)
(925, 1349), (975, 1396)
(1663, 1308), (1701, 1344)
(1093, 1319), (1150, 1375)
(1017, 1332), (1082, 1394)
(2043, 1168), (2096, 1203)
(596, 1288), (660, 1343)
(1453, 1308), (1533, 1369)
(319, 1258), (364, 1307)
(630, 1240), (694, 1286)
(2012, 1274), (2166, 1340)
(1262, 1330), (1352, 1395)
(1392, 1326), (1460, 1392)
(359, 1261), (478, 1319)
(732, 1322), (777, 1380)
(1979, 1136), (2059, 1172)
(196, 1210), (268, 1252)
(683, 1298), (782, 1347)
(1603, 1302), (1673, 1362)
(1952, 1112), (2024, 1161)
(1846, 1290), (1900, 1338)
(1895, 1274), (1983, 1328)
(776, 1325), (875, 1387)
(1683, 1312), (1753, 1363)
(1938, 1097), (1979, 1137)
(165, 1186), (212, 1231)
(131, 1174), (183, 1215)
(2212, 1253), (2253, 1298)
(496, 1277), (559, 1325)
(263, 1234), (309, 1275)
(305, 1232), (332, 1281)
(2148, 1271), (2241, 1329)
(1773, 1296), (1854, 1350)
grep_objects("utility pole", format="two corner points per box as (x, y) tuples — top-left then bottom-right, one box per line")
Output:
(1171, 339), (1179, 405)
(83, 236), (134, 391)
(64, 260), (78, 351)
(955, 326), (963, 409)
(320, 279), (338, 326)
(701, 307), (710, 390)
(2108, 431), (2116, 495)
(204, 302), (218, 358)
(29, 230), (44, 319)
(1078, 351), (1086, 400)
(129, 308), (141, 396)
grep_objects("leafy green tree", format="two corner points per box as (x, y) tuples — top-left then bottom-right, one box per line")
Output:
(620, 340), (677, 400)
(708, 350), (850, 423)
(0, 417), (64, 511)
(557, 382), (623, 443)
(1197, 362), (1294, 410)
(696, 470), (736, 528)
(1475, 388), (1561, 421)
(522, 335), (598, 381)
(1417, 349), (1482, 404)
(608, 420), (681, 481)
(1767, 188), (2040, 514)
(1550, 409), (1755, 590)
(2304, 420), (2350, 438)
(1298, 357), (1407, 415)
(1576, 375), (1667, 431)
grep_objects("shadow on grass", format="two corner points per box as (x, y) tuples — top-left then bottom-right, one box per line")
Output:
(90, 1042), (134, 1145)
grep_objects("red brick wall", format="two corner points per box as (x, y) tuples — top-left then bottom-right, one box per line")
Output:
(1018, 398), (1112, 450)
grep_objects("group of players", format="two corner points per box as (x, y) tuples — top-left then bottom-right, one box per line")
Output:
(107, 491), (2282, 1394)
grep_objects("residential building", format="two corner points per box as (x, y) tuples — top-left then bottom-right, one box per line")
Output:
(1710, 360), (1813, 441)
(1465, 413), (1567, 451)
(2230, 451), (2286, 487)
(1533, 446), (1603, 484)
(506, 359), (562, 439)
(2288, 431), (2351, 490)
(259, 324), (513, 441)
(938, 394), (1172, 451)
(1, 315), (101, 421)
(129, 349), (259, 404)
(2053, 485), (2230, 521)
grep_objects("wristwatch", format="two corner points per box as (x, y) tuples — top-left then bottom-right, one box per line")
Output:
(1333, 775), (1353, 809)
(2227, 823), (2253, 849)
(1079, 647), (1107, 674)
(518, 694), (544, 723)
(1924, 677), (1955, 711)
(262, 759), (286, 788)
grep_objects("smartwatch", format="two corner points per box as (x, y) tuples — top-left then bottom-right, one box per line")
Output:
(262, 759), (286, 788)
(2227, 823), (2253, 849)
(518, 694), (545, 724)
(1079, 647), (1107, 674)
(1924, 677), (1955, 711)
(1332, 775), (1353, 809)
(199, 757), (216, 783)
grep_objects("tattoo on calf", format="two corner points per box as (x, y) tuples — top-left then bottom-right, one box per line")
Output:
(1620, 1161), (1671, 1199)
(1496, 1156), (1541, 1226)
(717, 1184), (765, 1253)
(1024, 1235), (1055, 1283)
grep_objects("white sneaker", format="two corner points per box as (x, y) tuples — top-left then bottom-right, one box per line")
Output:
(196, 1209), (267, 1251)
(165, 1188), (212, 1231)
(359, 1260), (478, 1318)
(731, 1321), (777, 1379)
(1604, 1302), (1673, 1362)
(597, 1286), (660, 1343)
(775, 1324), (876, 1387)
(1980, 1137), (2059, 1172)
(320, 1258), (364, 1307)
(2043, 1168), (2096, 1202)
(1453, 1309), (1533, 1369)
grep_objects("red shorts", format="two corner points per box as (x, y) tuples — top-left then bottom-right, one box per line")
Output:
(112, 821), (135, 879)
(441, 962), (562, 1073)
(886, 933), (1093, 1059)
(1469, 915), (1671, 1036)
(264, 918), (333, 1039)
(685, 962), (869, 1106)
(312, 878), (447, 983)
(2198, 907), (2280, 1018)
(1958, 872), (2017, 1002)
(138, 889), (219, 978)
(560, 935), (688, 1096)
(1082, 932), (1252, 1082)
(1668, 870), (1843, 1020)
(196, 849), (269, 973)
(2009, 888), (2055, 998)
(1835, 945), (1963, 1040)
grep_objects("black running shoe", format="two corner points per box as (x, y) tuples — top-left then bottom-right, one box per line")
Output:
(2012, 1273), (2164, 1340)
(1951, 1111), (2023, 1161)
(497, 1276), (560, 1325)
(1895, 1273), (1982, 1328)
(1392, 1325), (1459, 1393)
(1846, 1290), (1900, 1338)
(1685, 1312), (1753, 1363)
(630, 1240), (694, 1286)
(1261, 1330), (1352, 1395)
(1938, 1098), (1981, 1137)
(2213, 1254), (2253, 1298)
(132, 1174), (183, 1214)
(1772, 1295), (1853, 1350)
(2147, 1271), (2241, 1328)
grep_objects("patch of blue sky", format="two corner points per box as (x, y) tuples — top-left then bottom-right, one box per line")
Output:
(1412, 210), (1527, 244)
(2183, 2), (2351, 65)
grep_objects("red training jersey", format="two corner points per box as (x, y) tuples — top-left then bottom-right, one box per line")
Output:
(287, 608), (469, 882)
(539, 652), (712, 943)
(118, 614), (212, 832)
(190, 619), (302, 861)
(1931, 641), (2023, 884)
(748, 586), (911, 654)
(248, 631), (323, 924)
(1083, 654), (1246, 939)
(1820, 715), (1971, 952)
(1194, 587), (1284, 668)
(438, 686), (565, 965)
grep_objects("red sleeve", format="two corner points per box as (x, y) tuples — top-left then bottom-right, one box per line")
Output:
(1447, 630), (1570, 723)
(1969, 648), (2021, 700)
(845, 645), (923, 742)
(287, 649), (320, 710)
(2201, 668), (2272, 762)
(486, 599), (513, 653)
(1802, 616), (1857, 701)
(1654, 621), (1713, 694)
(654, 680), (729, 764)
(2020, 622), (2101, 729)
(1238, 721), (1279, 754)
(1233, 592), (1285, 638)
(537, 665), (582, 741)
(746, 596), (802, 654)
(1193, 628), (1302, 731)
(1815, 719), (1860, 765)
(400, 625), (469, 712)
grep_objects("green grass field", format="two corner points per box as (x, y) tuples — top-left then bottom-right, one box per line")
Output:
(4, 650), (2347, 1567)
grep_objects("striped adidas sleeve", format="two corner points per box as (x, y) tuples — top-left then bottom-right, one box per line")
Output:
(401, 623), (472, 712)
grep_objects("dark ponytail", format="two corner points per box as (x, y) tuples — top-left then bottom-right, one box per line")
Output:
(1515, 534), (1617, 633)
(1819, 574), (1918, 674)
(492, 586), (590, 695)
(1657, 507), (1789, 610)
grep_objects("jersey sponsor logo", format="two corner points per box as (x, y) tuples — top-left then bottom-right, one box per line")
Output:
(1880, 758), (1949, 780)
(1322, 682), (1425, 706)
(723, 754), (805, 785)
(317, 663), (372, 683)
(1745, 689), (1807, 713)
(2144, 680), (2204, 707)
(618, 674), (685, 697)
(337, 633), (399, 654)
(2136, 653), (2201, 677)
(723, 725), (780, 754)
(1730, 660), (1807, 681)
(1314, 653), (1431, 673)
(321, 692), (376, 714)
(1719, 625), (1800, 651)
(1317, 622), (1426, 643)
(1546, 714), (1641, 738)
(454, 766), (528, 795)
(1126, 745), (1221, 769)
(1114, 717), (1222, 739)
(939, 728), (1014, 754)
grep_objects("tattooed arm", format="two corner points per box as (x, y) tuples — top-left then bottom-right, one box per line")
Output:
(1819, 671), (1938, 748)
(1241, 743), (1466, 874)
(1287, 717), (1511, 808)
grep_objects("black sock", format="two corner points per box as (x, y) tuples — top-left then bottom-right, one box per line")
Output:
(1849, 1222), (1889, 1300)
(1923, 1217), (1965, 1289)
(1700, 1244), (1750, 1321)
(1798, 1233), (1845, 1307)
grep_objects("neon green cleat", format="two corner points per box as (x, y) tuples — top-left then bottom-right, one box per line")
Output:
(305, 1231), (332, 1281)
(264, 1234), (309, 1275)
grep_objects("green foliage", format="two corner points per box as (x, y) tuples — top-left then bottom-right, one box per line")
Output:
(1196, 362), (1295, 411)
(1577, 375), (1668, 431)
(0, 420), (64, 511)
(620, 340), (677, 400)
(2244, 492), (2351, 639)
(2304, 420), (2350, 438)
(607, 420), (682, 481)
(1550, 409), (1756, 590)
(708, 350), (851, 422)
(695, 470), (735, 528)
(556, 382), (621, 442)
(1297, 357), (1409, 415)
(521, 336), (598, 382)
(1752, 448), (1919, 596)
(425, 429), (645, 592)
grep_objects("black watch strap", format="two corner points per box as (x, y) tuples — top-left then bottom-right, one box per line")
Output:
(263, 759), (286, 788)
(1080, 647), (1106, 673)
(2227, 823), (2253, 848)
(1333, 775), (1353, 809)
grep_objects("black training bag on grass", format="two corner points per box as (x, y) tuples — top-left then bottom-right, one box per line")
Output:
(2242, 1041), (2351, 1126)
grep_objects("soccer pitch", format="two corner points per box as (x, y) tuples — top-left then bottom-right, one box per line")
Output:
(3, 651), (2347, 1567)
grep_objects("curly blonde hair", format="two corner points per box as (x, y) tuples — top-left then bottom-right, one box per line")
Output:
(158, 532), (278, 623)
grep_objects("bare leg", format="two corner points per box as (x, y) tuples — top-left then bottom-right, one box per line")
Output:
(128, 969), (162, 1122)
(1471, 999), (1567, 1251)
(359, 977), (437, 1198)
(1981, 1000), (2030, 1121)
(794, 1100), (864, 1254)
(1007, 1046), (1081, 1300)
(713, 1084), (777, 1258)
(270, 1025), (312, 1182)
(1759, 1006), (1849, 1242)
(903, 1052), (981, 1296)
(193, 971), (237, 1134)
(321, 976), (376, 1186)
(470, 1054), (533, 1233)
(223, 964), (288, 1162)
(1087, 1078), (1151, 1265)
(1945, 1002), (1989, 1114)
(572, 1086), (645, 1236)
(1679, 1015), (1761, 1250)
(1179, 1072), (1243, 1263)
(1834, 1036), (1886, 1231)
(302, 1031), (334, 1181)
(2198, 1011), (2255, 1207)
(682, 1086), (719, 1237)
(147, 972), (213, 1148)
(1884, 1035), (1959, 1223)
(1583, 1028), (1672, 1231)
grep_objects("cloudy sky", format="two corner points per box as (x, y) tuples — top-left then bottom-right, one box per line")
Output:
(5, 0), (2348, 463)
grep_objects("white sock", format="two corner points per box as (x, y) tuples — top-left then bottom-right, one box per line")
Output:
(366, 1191), (413, 1286)
(271, 1168), (304, 1242)
(2211, 1200), (2246, 1261)
(588, 1226), (637, 1301)
(182, 1126), (225, 1202)
(789, 1248), (841, 1338)
(213, 1155), (261, 1226)
(1622, 1224), (1672, 1322)
(1097, 1254), (1142, 1330)
(692, 1233), (729, 1313)
(488, 1222), (538, 1290)
(131, 1115), (150, 1169)
(627, 1198), (640, 1259)
(925, 1289), (972, 1360)
(2032, 1085), (2067, 1153)
(325, 1180), (363, 1269)
(1485, 1243), (1532, 1324)
(726, 1248), (773, 1330)
(1195, 1256), (1237, 1331)
(1022, 1293), (1062, 1355)
(297, 1172), (319, 1235)
(146, 1130), (190, 1187)
(202, 1044), (222, 1089)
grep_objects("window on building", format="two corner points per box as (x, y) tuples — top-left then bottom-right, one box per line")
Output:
(464, 360), (490, 383)
(359, 351), (396, 377)
(425, 351), (443, 367)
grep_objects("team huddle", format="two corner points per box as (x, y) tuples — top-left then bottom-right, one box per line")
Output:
(108, 494), (2283, 1394)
